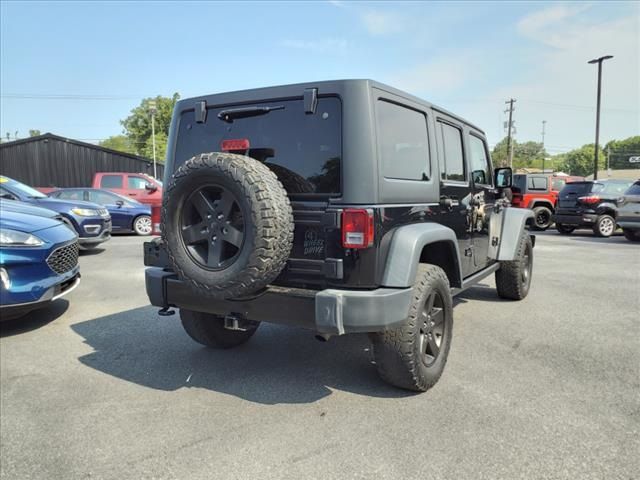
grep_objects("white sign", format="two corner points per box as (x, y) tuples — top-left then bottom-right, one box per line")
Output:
(629, 156), (640, 163)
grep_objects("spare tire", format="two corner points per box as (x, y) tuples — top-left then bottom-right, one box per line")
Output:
(162, 152), (294, 299)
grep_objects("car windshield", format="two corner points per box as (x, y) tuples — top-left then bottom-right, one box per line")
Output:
(625, 182), (640, 195)
(5, 178), (46, 198)
(592, 181), (633, 195)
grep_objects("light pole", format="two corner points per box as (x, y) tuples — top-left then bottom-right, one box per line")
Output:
(541, 120), (546, 172)
(588, 55), (613, 180)
(148, 100), (158, 179)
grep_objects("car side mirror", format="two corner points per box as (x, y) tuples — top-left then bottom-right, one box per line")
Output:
(145, 183), (158, 193)
(494, 167), (512, 189)
(115, 200), (124, 207)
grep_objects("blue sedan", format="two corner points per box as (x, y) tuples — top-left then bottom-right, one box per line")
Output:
(49, 188), (152, 235)
(0, 176), (111, 250)
(0, 205), (81, 321)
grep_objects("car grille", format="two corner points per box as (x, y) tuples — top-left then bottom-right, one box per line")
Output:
(47, 241), (79, 275)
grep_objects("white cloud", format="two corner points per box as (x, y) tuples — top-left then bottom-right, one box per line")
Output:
(361, 10), (405, 36)
(517, 3), (593, 47)
(280, 38), (349, 55)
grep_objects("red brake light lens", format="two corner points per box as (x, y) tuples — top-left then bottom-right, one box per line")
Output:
(221, 138), (250, 151)
(578, 195), (601, 205)
(151, 205), (162, 235)
(342, 209), (374, 249)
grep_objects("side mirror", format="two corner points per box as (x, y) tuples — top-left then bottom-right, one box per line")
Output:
(494, 167), (513, 189)
(145, 182), (158, 193)
(115, 200), (124, 207)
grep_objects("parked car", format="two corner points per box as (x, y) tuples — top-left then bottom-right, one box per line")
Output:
(617, 180), (640, 241)
(511, 173), (584, 230)
(554, 179), (634, 237)
(92, 172), (162, 208)
(49, 188), (152, 236)
(0, 198), (66, 223)
(0, 206), (81, 321)
(144, 79), (535, 392)
(0, 176), (112, 250)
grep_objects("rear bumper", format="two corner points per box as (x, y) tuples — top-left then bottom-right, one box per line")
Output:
(553, 212), (598, 226)
(145, 267), (412, 335)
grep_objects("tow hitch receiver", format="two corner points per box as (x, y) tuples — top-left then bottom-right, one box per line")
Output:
(224, 315), (255, 331)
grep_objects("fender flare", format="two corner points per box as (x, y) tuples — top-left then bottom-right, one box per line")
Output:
(381, 223), (463, 288)
(527, 198), (554, 210)
(493, 207), (534, 261)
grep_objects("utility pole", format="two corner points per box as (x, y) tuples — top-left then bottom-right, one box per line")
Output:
(541, 120), (547, 173)
(504, 99), (516, 169)
(588, 55), (613, 180)
(148, 100), (158, 179)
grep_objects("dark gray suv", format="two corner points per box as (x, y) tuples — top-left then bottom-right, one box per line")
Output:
(144, 80), (535, 391)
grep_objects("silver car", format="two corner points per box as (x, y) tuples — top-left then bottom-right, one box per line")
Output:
(618, 180), (640, 241)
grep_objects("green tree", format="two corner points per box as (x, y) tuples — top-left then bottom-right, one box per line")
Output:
(491, 137), (547, 169)
(121, 93), (180, 162)
(99, 135), (136, 155)
(553, 144), (605, 177)
(29, 129), (41, 137)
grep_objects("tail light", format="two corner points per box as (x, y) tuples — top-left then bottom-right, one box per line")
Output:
(578, 195), (601, 205)
(342, 209), (374, 249)
(151, 205), (162, 236)
(221, 138), (250, 152)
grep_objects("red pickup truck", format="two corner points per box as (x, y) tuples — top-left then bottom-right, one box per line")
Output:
(511, 173), (584, 230)
(92, 172), (162, 207)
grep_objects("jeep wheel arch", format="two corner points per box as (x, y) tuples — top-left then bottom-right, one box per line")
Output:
(381, 223), (462, 288)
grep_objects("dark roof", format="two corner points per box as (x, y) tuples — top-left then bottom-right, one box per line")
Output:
(0, 132), (153, 164)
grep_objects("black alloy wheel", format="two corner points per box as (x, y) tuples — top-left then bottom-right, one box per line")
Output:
(418, 290), (446, 367)
(180, 185), (245, 270)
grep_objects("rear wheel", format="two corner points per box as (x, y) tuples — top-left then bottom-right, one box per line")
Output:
(623, 228), (640, 242)
(556, 223), (575, 235)
(532, 206), (553, 230)
(593, 214), (616, 237)
(371, 264), (453, 392)
(180, 309), (259, 349)
(495, 233), (533, 300)
(133, 215), (152, 236)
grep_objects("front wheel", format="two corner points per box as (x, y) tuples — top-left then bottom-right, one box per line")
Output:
(133, 215), (152, 236)
(532, 206), (553, 231)
(623, 228), (640, 242)
(556, 223), (575, 235)
(180, 309), (259, 349)
(371, 264), (453, 392)
(593, 214), (616, 237)
(495, 233), (533, 300)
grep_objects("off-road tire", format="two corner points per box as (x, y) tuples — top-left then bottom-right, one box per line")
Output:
(556, 223), (575, 235)
(495, 233), (533, 300)
(532, 206), (553, 231)
(623, 228), (640, 242)
(162, 152), (294, 299)
(133, 215), (152, 236)
(371, 264), (453, 392)
(593, 214), (616, 238)
(180, 309), (259, 348)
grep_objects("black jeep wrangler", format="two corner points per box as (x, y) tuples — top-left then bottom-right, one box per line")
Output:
(144, 80), (535, 392)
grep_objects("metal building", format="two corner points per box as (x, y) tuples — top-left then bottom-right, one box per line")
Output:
(0, 133), (164, 187)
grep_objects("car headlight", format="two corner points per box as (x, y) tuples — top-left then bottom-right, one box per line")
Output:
(72, 208), (100, 216)
(0, 228), (44, 247)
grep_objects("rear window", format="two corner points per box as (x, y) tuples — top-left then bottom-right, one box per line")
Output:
(513, 175), (526, 193)
(101, 175), (123, 189)
(174, 97), (342, 195)
(561, 182), (592, 195)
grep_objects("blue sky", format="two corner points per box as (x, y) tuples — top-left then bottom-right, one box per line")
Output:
(1, 1), (638, 154)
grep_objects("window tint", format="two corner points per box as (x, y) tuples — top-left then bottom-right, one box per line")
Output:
(561, 182), (591, 195)
(376, 100), (430, 180)
(175, 97), (342, 195)
(468, 135), (491, 185)
(625, 182), (640, 195)
(100, 175), (122, 189)
(56, 190), (84, 200)
(128, 176), (148, 189)
(513, 174), (526, 193)
(438, 122), (465, 182)
(89, 191), (118, 205)
(527, 176), (548, 191)
(593, 181), (633, 195)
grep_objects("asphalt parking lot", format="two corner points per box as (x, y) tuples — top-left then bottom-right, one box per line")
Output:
(1, 232), (638, 480)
